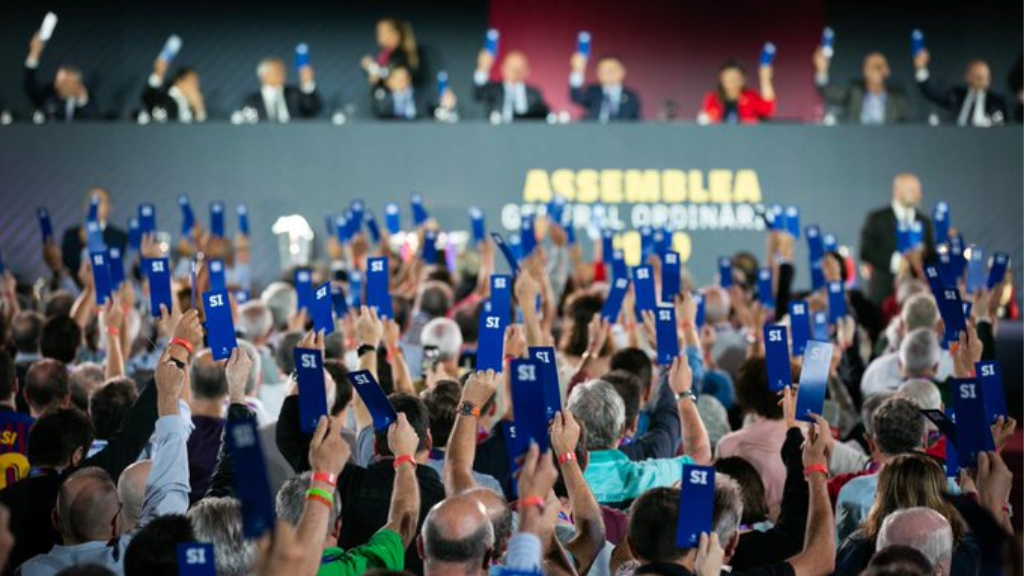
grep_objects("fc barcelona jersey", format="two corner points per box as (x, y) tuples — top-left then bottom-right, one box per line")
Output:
(0, 410), (34, 489)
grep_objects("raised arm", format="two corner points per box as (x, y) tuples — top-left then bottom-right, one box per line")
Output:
(669, 356), (711, 464)
(204, 348), (257, 499)
(382, 318), (415, 395)
(444, 370), (498, 495)
(381, 413), (421, 546)
(100, 298), (125, 380)
(515, 270), (544, 348)
(551, 411), (605, 574)
(295, 415), (351, 576)
(787, 415), (836, 576)
(353, 306), (382, 433)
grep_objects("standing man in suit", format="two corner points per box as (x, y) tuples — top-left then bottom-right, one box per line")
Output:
(813, 51), (911, 124)
(473, 50), (549, 123)
(55, 188), (128, 282)
(141, 57), (206, 123)
(243, 57), (322, 122)
(859, 174), (935, 305)
(913, 51), (1007, 127)
(22, 31), (99, 122)
(568, 53), (640, 121)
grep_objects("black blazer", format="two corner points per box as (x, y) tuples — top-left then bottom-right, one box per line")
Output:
(370, 87), (433, 121)
(570, 84), (641, 120)
(817, 79), (912, 124)
(917, 76), (1008, 124)
(141, 83), (194, 122)
(473, 81), (549, 120)
(22, 66), (100, 122)
(242, 85), (323, 121)
(60, 223), (128, 276)
(859, 206), (934, 304)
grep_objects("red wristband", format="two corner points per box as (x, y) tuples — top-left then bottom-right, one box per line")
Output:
(107, 326), (120, 337)
(803, 464), (829, 477)
(170, 337), (194, 355)
(312, 471), (337, 487)
(520, 496), (546, 509)
(393, 454), (415, 469)
(557, 452), (576, 465)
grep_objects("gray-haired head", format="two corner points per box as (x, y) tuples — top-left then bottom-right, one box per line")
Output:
(68, 362), (105, 412)
(712, 474), (744, 547)
(260, 282), (297, 331)
(117, 460), (151, 533)
(898, 379), (941, 412)
(901, 294), (940, 332)
(276, 471), (340, 533)
(188, 497), (258, 576)
(237, 301), (273, 343)
(703, 286), (731, 324)
(877, 507), (953, 576)
(567, 379), (625, 450)
(872, 396), (925, 456)
(899, 328), (940, 380)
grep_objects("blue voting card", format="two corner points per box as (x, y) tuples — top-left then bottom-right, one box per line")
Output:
(87, 194), (100, 222)
(662, 251), (681, 303)
(821, 26), (835, 57)
(90, 251), (113, 305)
(655, 306), (679, 366)
(85, 219), (105, 253)
(128, 217), (141, 251)
(209, 201), (225, 237)
(294, 347), (328, 433)
(323, 213), (334, 237)
(384, 202), (400, 234)
(921, 409), (960, 476)
(789, 300), (811, 356)
(949, 234), (965, 271)
(718, 256), (733, 288)
(601, 276), (630, 322)
(975, 361), (1007, 423)
(757, 268), (774, 309)
(810, 259), (826, 292)
(896, 221), (911, 254)
(812, 311), (828, 341)
(806, 225), (825, 261)
(311, 281), (334, 335)
(509, 358), (551, 453)
(911, 28), (925, 56)
(350, 200), (365, 231)
(334, 214), (350, 244)
(178, 194), (195, 235)
(909, 221), (923, 251)
(965, 247), (986, 294)
(294, 267), (313, 314)
(139, 203), (156, 235)
(491, 232), (519, 273)
(37, 208), (54, 242)
(225, 419), (276, 538)
(237, 204), (249, 236)
(294, 42), (310, 69)
(177, 543), (216, 576)
(633, 266), (656, 320)
(107, 247), (125, 290)
(366, 257), (393, 319)
(577, 31), (591, 57)
(759, 42), (776, 66)
(491, 275), (512, 324)
(987, 252), (1009, 289)
(693, 291), (706, 328)
(961, 301), (972, 321)
(795, 341), (833, 422)
(826, 281), (846, 323)
(476, 301), (505, 372)
(144, 258), (172, 317)
(601, 230), (614, 264)
(784, 206), (800, 239)
(203, 290), (237, 360)
(676, 464), (715, 549)
(932, 202), (950, 242)
(763, 324), (792, 392)
(769, 204), (785, 232)
(611, 250), (627, 280)
(529, 346), (561, 422)
(190, 257), (198, 310)
(923, 264), (946, 294)
(565, 222), (576, 245)
(423, 230), (439, 265)
(365, 210), (382, 244)
(436, 71), (449, 99)
(410, 193), (429, 226)
(951, 379), (995, 466)
(653, 228), (668, 256)
(347, 271), (363, 309)
(548, 195), (567, 225)
(469, 207), (486, 245)
(508, 233), (523, 262)
(208, 258), (226, 291)
(344, 209), (359, 240)
(347, 370), (398, 431)
(936, 287), (966, 345)
(823, 233), (838, 254)
(639, 226), (654, 260)
(484, 28), (500, 55)
(330, 283), (349, 319)
(521, 215), (536, 256)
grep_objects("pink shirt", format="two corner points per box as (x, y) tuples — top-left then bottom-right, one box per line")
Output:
(715, 418), (789, 512)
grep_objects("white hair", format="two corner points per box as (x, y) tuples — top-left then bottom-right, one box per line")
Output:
(237, 301), (273, 342)
(260, 281), (297, 331)
(899, 328), (940, 379)
(878, 507), (953, 576)
(898, 378), (942, 411)
(567, 379), (625, 450)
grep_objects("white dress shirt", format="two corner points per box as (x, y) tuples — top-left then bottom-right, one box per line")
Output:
(260, 85), (290, 123)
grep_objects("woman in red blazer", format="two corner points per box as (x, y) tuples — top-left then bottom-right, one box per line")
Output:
(699, 60), (776, 124)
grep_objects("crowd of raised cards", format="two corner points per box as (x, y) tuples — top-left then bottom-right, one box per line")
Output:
(0, 170), (1017, 576)
(13, 12), (1024, 124)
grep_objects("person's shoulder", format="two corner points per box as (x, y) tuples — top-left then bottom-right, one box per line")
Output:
(836, 472), (876, 499)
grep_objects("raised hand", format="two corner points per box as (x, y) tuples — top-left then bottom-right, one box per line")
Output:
(802, 414), (833, 469)
(667, 355), (693, 396)
(225, 347), (254, 404)
(695, 532), (725, 576)
(517, 442), (559, 502)
(308, 415), (349, 477)
(585, 314), (611, 357)
(173, 308), (204, 350)
(356, 306), (382, 347)
(388, 413), (419, 458)
(461, 369), (499, 408)
(549, 411), (581, 457)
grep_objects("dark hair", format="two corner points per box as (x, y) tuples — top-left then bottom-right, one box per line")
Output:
(628, 487), (685, 563)
(872, 396), (925, 456)
(609, 348), (653, 395)
(41, 316), (81, 364)
(715, 457), (768, 525)
(25, 358), (69, 413)
(734, 357), (783, 419)
(274, 331), (305, 375)
(391, 297), (412, 336)
(377, 17), (419, 71)
(375, 351), (395, 395)
(124, 515), (195, 576)
(0, 350), (15, 401)
(323, 359), (352, 416)
(28, 408), (94, 468)
(453, 302), (482, 345)
(374, 393), (429, 457)
(44, 291), (75, 319)
(422, 380), (461, 448)
(419, 284), (453, 319)
(602, 370), (642, 429)
(55, 565), (116, 576)
(190, 354), (228, 400)
(89, 378), (139, 440)
(561, 292), (604, 357)
(864, 545), (934, 576)
(716, 59), (748, 104)
(11, 311), (44, 354)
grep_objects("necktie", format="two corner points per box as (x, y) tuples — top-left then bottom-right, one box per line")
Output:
(502, 87), (514, 123)
(64, 99), (74, 123)
(958, 91), (976, 126)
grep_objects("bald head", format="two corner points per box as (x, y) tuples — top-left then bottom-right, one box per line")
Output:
(57, 467), (120, 544)
(461, 487), (512, 555)
(118, 459), (152, 533)
(422, 494), (495, 573)
(877, 507), (953, 576)
(964, 59), (990, 91)
(501, 51), (530, 84)
(892, 173), (922, 209)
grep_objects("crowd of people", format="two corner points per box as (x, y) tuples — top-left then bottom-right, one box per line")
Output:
(12, 15), (1024, 124)
(0, 173), (1017, 576)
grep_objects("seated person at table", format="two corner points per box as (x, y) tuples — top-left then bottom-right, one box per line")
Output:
(473, 50), (549, 123)
(569, 54), (641, 121)
(814, 50), (911, 124)
(699, 60), (775, 124)
(371, 66), (457, 122)
(242, 57), (322, 122)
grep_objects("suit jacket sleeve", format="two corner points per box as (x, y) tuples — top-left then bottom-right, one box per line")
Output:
(570, 84), (592, 108)
(84, 378), (158, 478)
(627, 89), (642, 119)
(916, 75), (954, 110)
(23, 65), (48, 108)
(203, 403), (258, 499)
(275, 395), (313, 472)
(618, 379), (681, 461)
(527, 88), (550, 118)
(816, 80), (851, 107)
(142, 82), (164, 112)
(297, 87), (322, 118)
(859, 211), (891, 271)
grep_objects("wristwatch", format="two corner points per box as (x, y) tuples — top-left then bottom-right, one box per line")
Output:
(675, 390), (697, 403)
(357, 344), (377, 357)
(457, 401), (480, 418)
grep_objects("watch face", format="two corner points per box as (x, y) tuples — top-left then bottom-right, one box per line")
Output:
(458, 402), (475, 416)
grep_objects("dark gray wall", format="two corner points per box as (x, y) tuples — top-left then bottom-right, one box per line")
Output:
(0, 124), (1021, 306)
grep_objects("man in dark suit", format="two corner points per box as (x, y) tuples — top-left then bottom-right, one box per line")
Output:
(371, 66), (457, 121)
(141, 58), (206, 123)
(813, 51), (911, 124)
(913, 51), (1008, 127)
(242, 57), (322, 122)
(473, 50), (549, 123)
(859, 173), (935, 305)
(59, 188), (128, 277)
(22, 32), (100, 122)
(569, 53), (641, 121)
